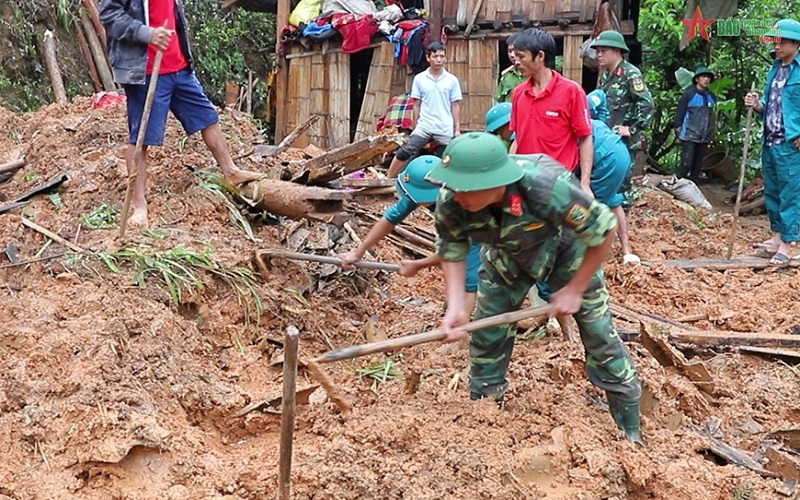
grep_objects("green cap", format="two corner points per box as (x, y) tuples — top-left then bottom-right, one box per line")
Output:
(396, 155), (440, 204)
(693, 66), (715, 82)
(774, 19), (800, 42)
(485, 102), (512, 133)
(425, 132), (524, 192)
(590, 30), (629, 53)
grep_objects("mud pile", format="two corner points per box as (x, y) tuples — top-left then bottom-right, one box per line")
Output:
(0, 99), (798, 499)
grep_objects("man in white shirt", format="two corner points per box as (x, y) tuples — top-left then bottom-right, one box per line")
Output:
(388, 41), (463, 178)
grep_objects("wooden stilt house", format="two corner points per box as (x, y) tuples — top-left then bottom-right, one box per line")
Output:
(272, 0), (641, 148)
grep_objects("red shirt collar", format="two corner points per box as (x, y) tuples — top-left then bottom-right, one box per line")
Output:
(522, 69), (561, 99)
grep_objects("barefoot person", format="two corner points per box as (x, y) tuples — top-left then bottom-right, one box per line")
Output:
(100, 0), (261, 227)
(428, 132), (643, 443)
(745, 19), (800, 265)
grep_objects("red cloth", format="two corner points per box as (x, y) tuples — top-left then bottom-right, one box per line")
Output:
(333, 14), (378, 55)
(509, 70), (592, 172)
(147, 0), (188, 75)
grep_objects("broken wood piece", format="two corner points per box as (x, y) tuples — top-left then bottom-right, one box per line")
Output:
(642, 256), (799, 270)
(707, 438), (779, 478)
(0, 254), (66, 270)
(738, 196), (765, 214)
(278, 325), (299, 500)
(303, 144), (326, 158)
(337, 178), (396, 188)
(769, 429), (800, 451)
(81, 11), (115, 91)
(393, 226), (435, 250)
(20, 218), (85, 253)
(233, 385), (319, 417)
(0, 158), (25, 175)
(297, 133), (405, 184)
(41, 30), (68, 105)
(342, 222), (362, 247)
(464, 0), (485, 36)
(638, 323), (714, 394)
(304, 359), (350, 413)
(239, 177), (350, 224)
(610, 302), (702, 332)
(670, 331), (800, 348)
(676, 313), (708, 323)
(273, 115), (321, 156)
(738, 346), (800, 363)
(765, 447), (800, 481)
(351, 186), (396, 196)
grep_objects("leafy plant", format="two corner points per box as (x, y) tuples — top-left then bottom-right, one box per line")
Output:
(357, 358), (403, 389)
(198, 176), (260, 242)
(82, 203), (119, 229)
(97, 244), (263, 325)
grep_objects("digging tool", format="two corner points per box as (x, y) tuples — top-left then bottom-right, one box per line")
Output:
(119, 23), (168, 238)
(255, 248), (401, 272)
(278, 326), (299, 500)
(313, 304), (553, 364)
(726, 82), (757, 260)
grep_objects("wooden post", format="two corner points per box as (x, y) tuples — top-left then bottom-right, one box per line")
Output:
(42, 30), (68, 105)
(75, 25), (102, 92)
(274, 0), (291, 143)
(278, 325), (300, 500)
(81, 12), (115, 91)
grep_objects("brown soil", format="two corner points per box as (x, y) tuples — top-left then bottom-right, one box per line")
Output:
(0, 98), (799, 500)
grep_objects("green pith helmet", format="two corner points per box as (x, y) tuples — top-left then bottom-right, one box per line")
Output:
(485, 102), (512, 133)
(590, 30), (629, 53)
(774, 19), (800, 42)
(396, 155), (440, 204)
(693, 66), (715, 82)
(425, 132), (524, 192)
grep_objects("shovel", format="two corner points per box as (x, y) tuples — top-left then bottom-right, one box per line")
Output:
(255, 248), (401, 272)
(313, 304), (553, 364)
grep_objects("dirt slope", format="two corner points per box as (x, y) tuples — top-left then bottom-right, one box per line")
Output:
(0, 99), (798, 500)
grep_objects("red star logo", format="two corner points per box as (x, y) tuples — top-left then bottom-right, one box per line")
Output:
(682, 6), (715, 42)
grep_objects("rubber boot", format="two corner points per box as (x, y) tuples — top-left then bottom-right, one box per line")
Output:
(607, 395), (644, 445)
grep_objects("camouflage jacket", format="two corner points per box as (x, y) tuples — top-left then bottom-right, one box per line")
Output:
(493, 66), (526, 103)
(599, 60), (654, 151)
(435, 154), (618, 282)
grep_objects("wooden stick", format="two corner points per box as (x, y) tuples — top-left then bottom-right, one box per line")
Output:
(727, 81), (757, 260)
(0, 253), (66, 270)
(273, 115), (321, 155)
(0, 158), (25, 175)
(464, 0), (485, 36)
(42, 30), (68, 105)
(313, 305), (552, 364)
(246, 70), (253, 115)
(20, 218), (85, 253)
(81, 0), (107, 50)
(75, 25), (102, 93)
(256, 248), (400, 272)
(119, 38), (166, 237)
(278, 326), (299, 500)
(304, 359), (350, 413)
(337, 177), (396, 188)
(81, 12), (115, 91)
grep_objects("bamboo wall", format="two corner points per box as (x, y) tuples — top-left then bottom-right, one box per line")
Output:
(443, 0), (596, 25)
(354, 43), (412, 141)
(445, 39), (498, 133)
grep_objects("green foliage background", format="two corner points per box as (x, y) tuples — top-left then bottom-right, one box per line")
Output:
(640, 0), (800, 173)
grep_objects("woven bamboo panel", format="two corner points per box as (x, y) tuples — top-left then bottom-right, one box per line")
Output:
(307, 53), (328, 148)
(444, 39), (498, 132)
(328, 52), (350, 147)
(285, 52), (312, 148)
(354, 43), (396, 141)
(443, 0), (597, 24)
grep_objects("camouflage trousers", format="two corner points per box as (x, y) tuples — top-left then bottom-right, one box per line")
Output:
(469, 239), (641, 402)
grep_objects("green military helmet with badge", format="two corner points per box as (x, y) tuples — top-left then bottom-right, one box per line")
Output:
(693, 66), (715, 83)
(426, 132), (523, 192)
(590, 30), (629, 53)
(773, 18), (800, 42)
(485, 102), (512, 133)
(396, 155), (441, 204)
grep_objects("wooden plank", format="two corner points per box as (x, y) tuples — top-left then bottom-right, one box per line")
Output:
(484, 0), (497, 22)
(338, 178), (396, 188)
(639, 324), (714, 394)
(562, 34), (584, 83)
(445, 20), (635, 39)
(672, 331), (800, 348)
(275, 0), (292, 143)
(329, 52), (350, 147)
(307, 54), (327, 148)
(641, 256), (800, 271)
(291, 55), (312, 148)
(457, 0), (469, 25)
(529, 0), (545, 20)
(298, 134), (406, 184)
(542, 0), (557, 21)
(738, 346), (800, 363)
(468, 39), (496, 131)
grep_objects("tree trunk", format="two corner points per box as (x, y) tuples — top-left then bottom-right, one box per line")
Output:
(239, 178), (350, 224)
(81, 12), (115, 91)
(41, 30), (68, 105)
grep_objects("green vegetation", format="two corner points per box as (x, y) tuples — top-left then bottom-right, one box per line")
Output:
(357, 358), (404, 389)
(640, 0), (800, 174)
(81, 203), (119, 229)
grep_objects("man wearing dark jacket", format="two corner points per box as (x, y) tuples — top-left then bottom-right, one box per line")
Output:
(99, 0), (261, 227)
(675, 67), (717, 183)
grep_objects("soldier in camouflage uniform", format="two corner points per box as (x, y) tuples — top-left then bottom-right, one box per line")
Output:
(591, 30), (654, 154)
(493, 34), (527, 103)
(426, 132), (643, 443)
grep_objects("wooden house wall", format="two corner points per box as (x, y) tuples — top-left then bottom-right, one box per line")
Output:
(284, 48), (350, 149)
(354, 44), (412, 142)
(442, 0), (597, 25)
(445, 39), (498, 133)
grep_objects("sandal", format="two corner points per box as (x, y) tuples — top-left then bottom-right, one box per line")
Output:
(753, 247), (776, 258)
(768, 252), (792, 266)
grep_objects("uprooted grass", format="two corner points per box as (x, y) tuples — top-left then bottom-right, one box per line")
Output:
(97, 243), (263, 325)
(196, 174), (260, 243)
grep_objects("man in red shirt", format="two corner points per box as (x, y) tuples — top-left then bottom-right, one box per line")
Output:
(100, 0), (261, 227)
(509, 28), (594, 196)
